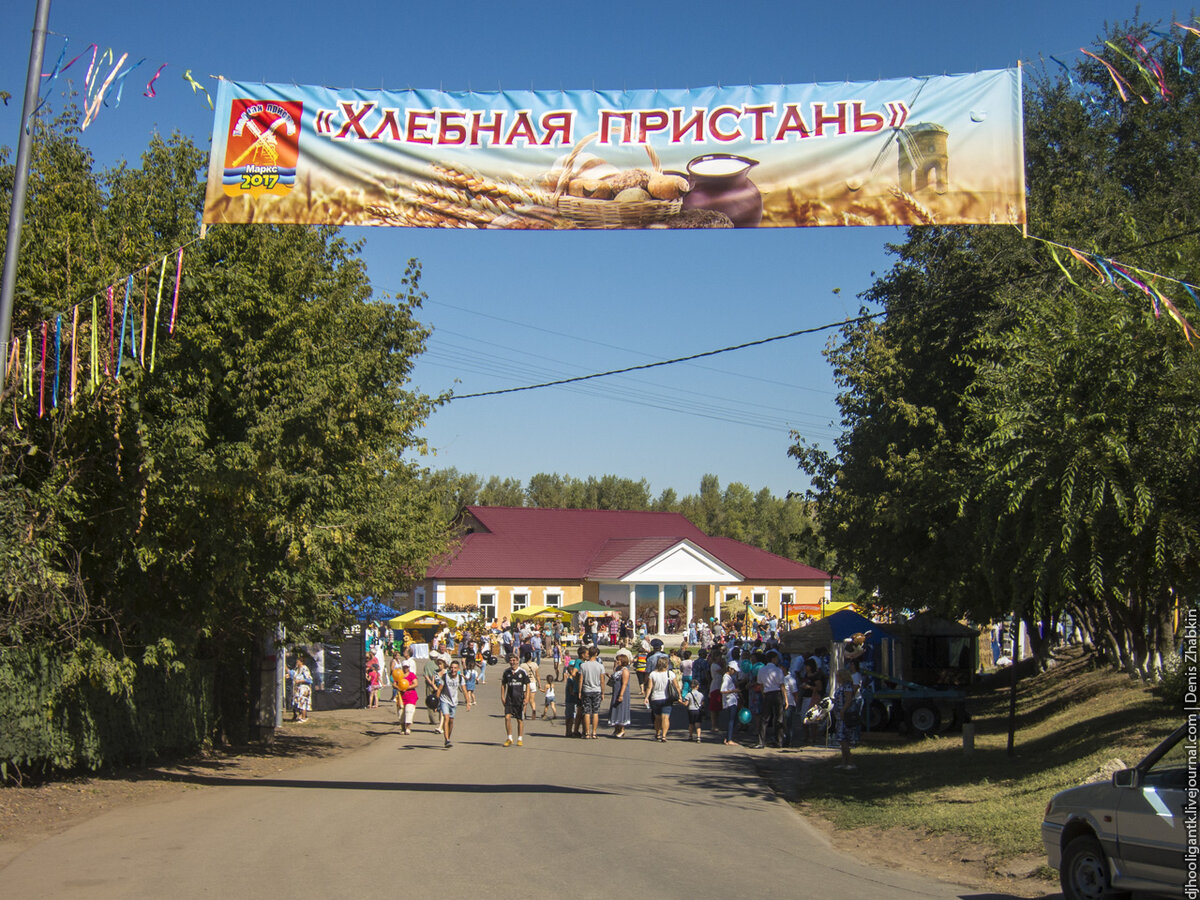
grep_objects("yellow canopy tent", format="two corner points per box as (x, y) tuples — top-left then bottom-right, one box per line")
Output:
(388, 610), (456, 629)
(820, 602), (857, 618)
(510, 605), (572, 622)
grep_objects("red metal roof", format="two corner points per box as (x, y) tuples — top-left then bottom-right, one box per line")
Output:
(426, 506), (829, 582)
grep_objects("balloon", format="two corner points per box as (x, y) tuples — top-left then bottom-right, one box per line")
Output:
(737, 708), (752, 725)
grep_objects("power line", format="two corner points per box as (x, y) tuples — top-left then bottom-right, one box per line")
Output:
(448, 314), (876, 400)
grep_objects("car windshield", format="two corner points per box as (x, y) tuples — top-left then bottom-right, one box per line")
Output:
(1142, 730), (1188, 790)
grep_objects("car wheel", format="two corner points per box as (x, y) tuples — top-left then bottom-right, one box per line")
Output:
(1059, 834), (1127, 900)
(906, 703), (941, 734)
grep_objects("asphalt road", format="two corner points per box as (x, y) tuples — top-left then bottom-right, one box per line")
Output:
(2, 674), (992, 900)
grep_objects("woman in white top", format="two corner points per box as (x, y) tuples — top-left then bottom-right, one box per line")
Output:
(642, 657), (680, 742)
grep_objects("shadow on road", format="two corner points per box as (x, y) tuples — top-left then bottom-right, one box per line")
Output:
(134, 772), (613, 794)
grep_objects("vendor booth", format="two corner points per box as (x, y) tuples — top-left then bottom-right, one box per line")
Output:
(388, 610), (456, 646)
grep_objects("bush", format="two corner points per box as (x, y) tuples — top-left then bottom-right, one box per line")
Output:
(1157, 650), (1196, 710)
(0, 643), (216, 781)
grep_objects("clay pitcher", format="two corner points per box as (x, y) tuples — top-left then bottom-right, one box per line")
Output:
(682, 154), (762, 228)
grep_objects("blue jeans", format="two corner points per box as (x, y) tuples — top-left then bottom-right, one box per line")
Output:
(723, 706), (738, 742)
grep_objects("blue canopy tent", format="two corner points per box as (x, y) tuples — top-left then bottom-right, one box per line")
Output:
(348, 596), (402, 623)
(780, 609), (898, 677)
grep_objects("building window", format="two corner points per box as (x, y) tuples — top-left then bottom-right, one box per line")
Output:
(544, 591), (562, 608)
(511, 592), (529, 612)
(752, 592), (768, 608)
(478, 592), (496, 622)
(415, 587), (426, 610)
(724, 591), (740, 605)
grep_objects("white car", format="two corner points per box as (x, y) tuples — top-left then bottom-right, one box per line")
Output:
(1041, 717), (1192, 900)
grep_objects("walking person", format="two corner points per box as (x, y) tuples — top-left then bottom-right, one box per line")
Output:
(685, 678), (706, 742)
(423, 652), (443, 732)
(463, 658), (478, 710)
(290, 655), (313, 723)
(366, 660), (381, 709)
(522, 655), (541, 718)
(437, 660), (466, 748)
(608, 648), (632, 738)
(396, 659), (419, 734)
(643, 656), (680, 742)
(501, 654), (531, 747)
(578, 646), (606, 739)
(541, 675), (558, 721)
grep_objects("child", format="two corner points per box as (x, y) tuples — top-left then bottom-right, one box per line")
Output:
(463, 658), (478, 710)
(551, 641), (562, 679)
(366, 663), (381, 709)
(685, 679), (706, 742)
(541, 675), (558, 720)
(564, 661), (581, 737)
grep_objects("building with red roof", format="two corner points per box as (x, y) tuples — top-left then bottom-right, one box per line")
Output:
(420, 506), (831, 630)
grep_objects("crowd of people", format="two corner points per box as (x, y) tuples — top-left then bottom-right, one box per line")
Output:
(343, 617), (873, 768)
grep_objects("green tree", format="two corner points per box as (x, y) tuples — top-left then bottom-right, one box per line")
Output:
(795, 14), (1200, 676)
(1, 118), (449, 740)
(477, 476), (526, 506)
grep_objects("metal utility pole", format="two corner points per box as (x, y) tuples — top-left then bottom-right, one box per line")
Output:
(0, 0), (53, 382)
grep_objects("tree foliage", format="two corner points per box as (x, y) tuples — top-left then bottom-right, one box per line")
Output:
(1, 115), (448, 738)
(794, 15), (1200, 677)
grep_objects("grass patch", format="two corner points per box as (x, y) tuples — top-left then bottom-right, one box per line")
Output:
(794, 647), (1178, 859)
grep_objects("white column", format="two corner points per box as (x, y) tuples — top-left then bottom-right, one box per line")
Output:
(685, 584), (694, 627)
(658, 585), (665, 635)
(628, 584), (636, 628)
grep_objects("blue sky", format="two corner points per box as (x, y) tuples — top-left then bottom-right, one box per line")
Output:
(1, 0), (1190, 499)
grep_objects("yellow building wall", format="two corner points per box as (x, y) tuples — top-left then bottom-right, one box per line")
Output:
(424, 579), (827, 625)
(710, 582), (827, 620)
(428, 580), (586, 620)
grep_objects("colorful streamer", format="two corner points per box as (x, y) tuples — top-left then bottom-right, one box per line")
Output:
(106, 284), (115, 374)
(90, 298), (98, 394)
(144, 63), (168, 98)
(25, 330), (33, 398)
(139, 274), (148, 366)
(151, 255), (166, 371)
(182, 69), (213, 110)
(38, 322), (47, 419)
(52, 314), (62, 409)
(170, 248), (183, 333)
(70, 305), (79, 407)
(1035, 234), (1200, 344)
(116, 275), (131, 378)
(82, 51), (129, 130)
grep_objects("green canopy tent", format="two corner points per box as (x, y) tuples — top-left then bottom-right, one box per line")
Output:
(560, 600), (612, 613)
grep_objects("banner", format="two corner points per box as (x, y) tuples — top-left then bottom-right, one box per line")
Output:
(203, 69), (1025, 230)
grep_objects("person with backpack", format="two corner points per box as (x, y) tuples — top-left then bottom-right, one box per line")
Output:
(436, 659), (466, 748)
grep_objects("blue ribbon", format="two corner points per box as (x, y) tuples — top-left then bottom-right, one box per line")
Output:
(52, 315), (61, 408)
(116, 276), (131, 377)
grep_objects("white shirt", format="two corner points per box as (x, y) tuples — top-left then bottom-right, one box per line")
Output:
(720, 672), (740, 708)
(647, 669), (672, 701)
(784, 673), (799, 705)
(757, 662), (784, 692)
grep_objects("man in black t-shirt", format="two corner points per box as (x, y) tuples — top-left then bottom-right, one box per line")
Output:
(501, 654), (531, 747)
